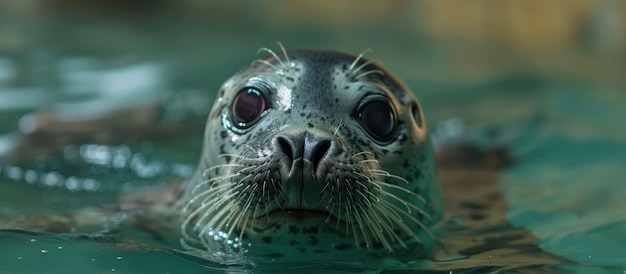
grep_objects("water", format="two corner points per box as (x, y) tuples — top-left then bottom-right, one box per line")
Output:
(1, 6), (626, 273)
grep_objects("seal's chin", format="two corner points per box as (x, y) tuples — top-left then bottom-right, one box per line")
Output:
(254, 209), (342, 224)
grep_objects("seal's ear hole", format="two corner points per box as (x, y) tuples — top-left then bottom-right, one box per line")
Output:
(231, 87), (269, 128)
(411, 102), (423, 128)
(355, 96), (397, 142)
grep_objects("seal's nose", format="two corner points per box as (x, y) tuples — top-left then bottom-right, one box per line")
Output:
(275, 131), (333, 175)
(274, 131), (337, 208)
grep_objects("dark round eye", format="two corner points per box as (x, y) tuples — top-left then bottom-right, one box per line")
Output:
(231, 87), (268, 128)
(357, 99), (397, 142)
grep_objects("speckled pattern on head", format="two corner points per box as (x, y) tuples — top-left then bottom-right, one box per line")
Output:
(180, 45), (443, 263)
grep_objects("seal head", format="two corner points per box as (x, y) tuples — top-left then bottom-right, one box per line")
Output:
(181, 47), (442, 263)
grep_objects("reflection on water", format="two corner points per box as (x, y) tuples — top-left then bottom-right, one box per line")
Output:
(0, 143), (195, 193)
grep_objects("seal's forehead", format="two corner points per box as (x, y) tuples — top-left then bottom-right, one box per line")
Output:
(279, 50), (414, 103)
(286, 50), (358, 67)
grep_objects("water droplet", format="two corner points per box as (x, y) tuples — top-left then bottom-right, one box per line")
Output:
(111, 268), (116, 272)
(17, 256), (22, 260)
(588, 255), (594, 259)
(40, 250), (48, 254)
(91, 258), (96, 261)
(57, 246), (63, 250)
(116, 256), (123, 260)
(30, 239), (37, 243)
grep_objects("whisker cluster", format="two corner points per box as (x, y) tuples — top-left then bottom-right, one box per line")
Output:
(251, 42), (293, 73)
(181, 145), (435, 257)
(321, 151), (434, 252)
(180, 147), (277, 257)
(347, 49), (385, 80)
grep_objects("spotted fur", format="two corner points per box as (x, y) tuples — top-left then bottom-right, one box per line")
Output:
(180, 45), (443, 263)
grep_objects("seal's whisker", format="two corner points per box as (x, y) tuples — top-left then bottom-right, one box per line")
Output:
(256, 47), (285, 68)
(276, 41), (290, 67)
(269, 177), (287, 207)
(370, 203), (410, 249)
(333, 120), (344, 136)
(366, 169), (409, 184)
(232, 183), (254, 204)
(226, 185), (257, 246)
(374, 201), (419, 242)
(373, 184), (429, 220)
(352, 171), (372, 182)
(352, 151), (374, 157)
(348, 48), (373, 71)
(195, 193), (237, 227)
(189, 189), (232, 213)
(210, 198), (245, 237)
(190, 199), (236, 240)
(201, 173), (241, 185)
(370, 202), (398, 235)
(218, 153), (260, 161)
(319, 180), (332, 195)
(192, 183), (241, 213)
(323, 195), (335, 223)
(237, 203), (254, 248)
(203, 164), (244, 174)
(355, 69), (385, 80)
(357, 200), (389, 250)
(352, 203), (374, 250)
(199, 204), (234, 237)
(356, 181), (380, 204)
(359, 159), (379, 165)
(349, 212), (362, 251)
(373, 180), (428, 207)
(355, 189), (373, 208)
(190, 173), (232, 194)
(183, 182), (235, 213)
(365, 201), (403, 251)
(242, 145), (259, 154)
(352, 60), (375, 75)
(377, 198), (435, 242)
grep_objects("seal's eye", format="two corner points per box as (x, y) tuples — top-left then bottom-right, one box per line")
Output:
(356, 98), (397, 142)
(231, 87), (268, 128)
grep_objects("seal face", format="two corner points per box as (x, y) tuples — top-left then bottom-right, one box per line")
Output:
(180, 46), (443, 262)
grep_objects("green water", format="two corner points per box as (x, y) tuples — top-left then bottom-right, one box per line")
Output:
(1, 8), (626, 273)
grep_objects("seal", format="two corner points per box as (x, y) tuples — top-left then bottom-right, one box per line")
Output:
(178, 44), (443, 262)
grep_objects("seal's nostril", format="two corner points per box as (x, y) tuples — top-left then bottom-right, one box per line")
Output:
(274, 132), (336, 174)
(277, 136), (294, 166)
(310, 140), (331, 172)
